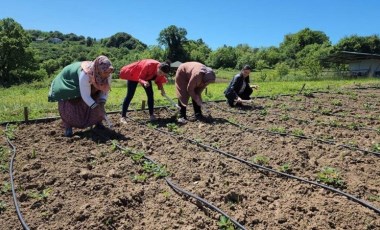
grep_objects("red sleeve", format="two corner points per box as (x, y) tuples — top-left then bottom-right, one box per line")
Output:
(155, 75), (168, 89)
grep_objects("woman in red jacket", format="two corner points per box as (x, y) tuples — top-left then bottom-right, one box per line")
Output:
(119, 59), (170, 122)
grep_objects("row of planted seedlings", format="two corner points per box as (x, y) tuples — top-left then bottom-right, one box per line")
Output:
(108, 107), (380, 229)
(0, 121), (239, 229)
(210, 97), (380, 157)
(268, 89), (380, 123)
(245, 90), (380, 151)
(206, 99), (380, 205)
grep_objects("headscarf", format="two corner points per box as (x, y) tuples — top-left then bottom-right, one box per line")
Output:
(81, 55), (114, 92)
(200, 66), (216, 84)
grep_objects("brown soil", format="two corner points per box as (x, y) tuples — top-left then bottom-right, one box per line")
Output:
(1, 88), (380, 230)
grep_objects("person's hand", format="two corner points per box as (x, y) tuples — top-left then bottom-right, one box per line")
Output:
(236, 97), (242, 102)
(251, 84), (259, 89)
(139, 79), (150, 88)
(161, 89), (166, 96)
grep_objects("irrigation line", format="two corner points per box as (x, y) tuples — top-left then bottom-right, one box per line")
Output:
(209, 103), (380, 157)
(226, 119), (380, 157)
(5, 124), (30, 230)
(91, 129), (246, 230)
(164, 178), (246, 230)
(127, 117), (380, 215)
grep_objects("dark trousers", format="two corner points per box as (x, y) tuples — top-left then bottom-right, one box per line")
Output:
(225, 87), (253, 107)
(122, 80), (154, 117)
(178, 99), (202, 119)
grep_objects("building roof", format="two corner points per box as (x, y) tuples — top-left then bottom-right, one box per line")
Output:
(323, 51), (380, 63)
(170, 61), (182, 68)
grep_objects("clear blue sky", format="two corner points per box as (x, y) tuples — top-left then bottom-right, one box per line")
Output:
(1, 0), (379, 50)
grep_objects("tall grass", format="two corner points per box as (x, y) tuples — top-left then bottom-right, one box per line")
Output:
(1, 75), (379, 123)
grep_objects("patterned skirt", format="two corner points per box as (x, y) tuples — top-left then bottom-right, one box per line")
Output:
(58, 98), (105, 129)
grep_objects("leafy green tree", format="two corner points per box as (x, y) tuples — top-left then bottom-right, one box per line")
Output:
(275, 62), (290, 79)
(103, 32), (147, 50)
(235, 44), (257, 69)
(183, 39), (212, 63)
(279, 28), (330, 66)
(333, 35), (380, 53)
(158, 25), (188, 62)
(86, 37), (94, 47)
(0, 18), (40, 86)
(206, 45), (237, 68)
(297, 43), (332, 79)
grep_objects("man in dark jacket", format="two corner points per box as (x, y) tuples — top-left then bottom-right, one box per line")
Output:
(224, 65), (258, 107)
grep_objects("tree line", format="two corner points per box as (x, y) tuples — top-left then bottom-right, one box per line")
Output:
(1, 17), (380, 87)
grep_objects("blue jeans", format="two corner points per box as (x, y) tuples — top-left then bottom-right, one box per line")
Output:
(122, 80), (154, 117)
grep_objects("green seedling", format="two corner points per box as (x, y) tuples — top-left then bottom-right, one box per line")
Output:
(133, 173), (148, 183)
(259, 109), (268, 116)
(317, 167), (344, 187)
(268, 126), (286, 135)
(279, 163), (292, 173)
(291, 129), (305, 137)
(280, 114), (290, 121)
(303, 92), (314, 98)
(347, 122), (361, 130)
(146, 123), (158, 129)
(29, 188), (52, 200)
(227, 117), (237, 124)
(348, 94), (358, 101)
(131, 151), (145, 163)
(321, 108), (332, 115)
(0, 201), (6, 213)
(372, 143), (380, 152)
(211, 142), (220, 149)
(319, 134), (334, 141)
(142, 161), (169, 178)
(1, 182), (11, 194)
(279, 103), (289, 110)
(269, 95), (278, 100)
(29, 149), (37, 159)
(251, 155), (269, 165)
(153, 165), (169, 178)
(194, 138), (203, 144)
(0, 146), (10, 173)
(161, 190), (171, 199)
(104, 217), (116, 227)
(142, 161), (156, 173)
(331, 99), (342, 106)
(292, 96), (302, 102)
(100, 151), (107, 157)
(376, 128), (380, 135)
(218, 215), (235, 230)
(328, 120), (339, 127)
(166, 123), (181, 134)
(363, 103), (373, 110)
(346, 140), (358, 148)
(311, 106), (320, 113)
(4, 124), (17, 140)
(111, 140), (118, 151)
(122, 148), (134, 156)
(367, 195), (380, 202)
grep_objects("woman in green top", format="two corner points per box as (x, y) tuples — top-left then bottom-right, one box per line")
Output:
(48, 55), (114, 137)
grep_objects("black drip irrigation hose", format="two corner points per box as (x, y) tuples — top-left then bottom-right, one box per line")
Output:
(5, 124), (30, 230)
(209, 103), (380, 157)
(127, 117), (380, 215)
(227, 119), (380, 157)
(164, 178), (246, 230)
(91, 129), (246, 230)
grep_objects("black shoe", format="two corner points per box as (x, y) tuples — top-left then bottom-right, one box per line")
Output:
(64, 127), (73, 137)
(195, 113), (204, 119)
(95, 122), (106, 130)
